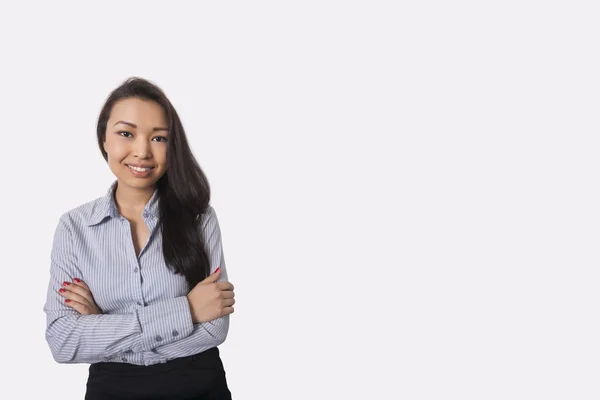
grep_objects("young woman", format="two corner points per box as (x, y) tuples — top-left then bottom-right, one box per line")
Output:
(43, 77), (235, 399)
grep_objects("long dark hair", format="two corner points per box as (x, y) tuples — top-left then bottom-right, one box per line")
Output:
(97, 77), (211, 290)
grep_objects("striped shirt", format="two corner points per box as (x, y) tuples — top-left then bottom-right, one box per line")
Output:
(43, 180), (230, 366)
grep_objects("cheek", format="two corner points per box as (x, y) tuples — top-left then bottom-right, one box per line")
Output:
(105, 140), (124, 156)
(105, 144), (127, 166)
(156, 149), (168, 166)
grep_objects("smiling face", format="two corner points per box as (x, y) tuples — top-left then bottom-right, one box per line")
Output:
(103, 97), (169, 192)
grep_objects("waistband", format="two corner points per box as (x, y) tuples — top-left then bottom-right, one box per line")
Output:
(90, 347), (222, 375)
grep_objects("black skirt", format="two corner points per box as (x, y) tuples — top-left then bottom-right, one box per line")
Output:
(85, 347), (231, 400)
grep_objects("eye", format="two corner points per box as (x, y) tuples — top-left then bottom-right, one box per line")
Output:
(152, 136), (168, 143)
(119, 131), (133, 138)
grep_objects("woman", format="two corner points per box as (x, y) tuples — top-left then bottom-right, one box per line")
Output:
(43, 77), (235, 399)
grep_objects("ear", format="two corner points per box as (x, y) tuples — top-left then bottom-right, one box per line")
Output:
(103, 140), (107, 153)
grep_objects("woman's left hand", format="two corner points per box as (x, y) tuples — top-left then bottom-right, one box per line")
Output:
(58, 279), (103, 315)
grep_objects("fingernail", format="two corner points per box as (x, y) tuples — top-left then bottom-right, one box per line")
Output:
(215, 267), (221, 273)
(74, 278), (81, 283)
(65, 299), (71, 303)
(59, 288), (66, 293)
(63, 281), (70, 286)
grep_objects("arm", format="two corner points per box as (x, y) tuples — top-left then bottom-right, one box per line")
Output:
(151, 205), (230, 357)
(43, 215), (195, 364)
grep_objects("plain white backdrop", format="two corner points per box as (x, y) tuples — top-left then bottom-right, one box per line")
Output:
(0, 1), (598, 398)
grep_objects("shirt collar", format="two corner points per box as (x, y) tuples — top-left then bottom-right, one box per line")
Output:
(86, 180), (160, 226)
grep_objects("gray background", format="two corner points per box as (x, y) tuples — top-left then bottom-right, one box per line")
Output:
(0, 1), (596, 398)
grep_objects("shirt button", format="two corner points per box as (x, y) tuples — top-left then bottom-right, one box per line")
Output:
(172, 329), (179, 337)
(134, 267), (139, 273)
(155, 335), (163, 342)
(121, 357), (127, 362)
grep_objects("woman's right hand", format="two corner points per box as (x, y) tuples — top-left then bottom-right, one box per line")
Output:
(187, 267), (235, 323)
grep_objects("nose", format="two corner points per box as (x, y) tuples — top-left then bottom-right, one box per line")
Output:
(133, 138), (152, 159)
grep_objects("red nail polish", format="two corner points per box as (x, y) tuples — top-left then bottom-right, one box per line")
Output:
(65, 299), (71, 303)
(63, 281), (70, 286)
(59, 288), (66, 293)
(74, 278), (81, 283)
(215, 267), (221, 273)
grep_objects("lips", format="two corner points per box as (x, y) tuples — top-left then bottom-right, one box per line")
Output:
(126, 164), (155, 172)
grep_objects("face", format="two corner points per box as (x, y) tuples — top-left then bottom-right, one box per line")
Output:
(103, 97), (169, 191)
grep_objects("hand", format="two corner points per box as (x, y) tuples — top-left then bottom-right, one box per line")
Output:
(187, 267), (235, 323)
(58, 279), (103, 315)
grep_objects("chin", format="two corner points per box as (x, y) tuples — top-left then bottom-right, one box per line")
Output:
(125, 178), (159, 188)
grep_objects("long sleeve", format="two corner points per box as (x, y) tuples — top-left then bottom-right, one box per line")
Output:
(150, 205), (230, 358)
(43, 215), (195, 364)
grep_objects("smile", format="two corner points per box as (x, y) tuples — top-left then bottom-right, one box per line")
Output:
(127, 165), (155, 172)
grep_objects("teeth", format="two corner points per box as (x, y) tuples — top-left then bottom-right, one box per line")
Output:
(128, 165), (152, 172)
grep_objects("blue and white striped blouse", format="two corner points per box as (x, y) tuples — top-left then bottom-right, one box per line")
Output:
(43, 180), (230, 366)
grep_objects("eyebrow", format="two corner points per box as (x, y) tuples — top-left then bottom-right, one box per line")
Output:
(113, 120), (168, 132)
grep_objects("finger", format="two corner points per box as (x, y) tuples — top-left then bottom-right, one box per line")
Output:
(62, 283), (95, 305)
(72, 278), (91, 291)
(59, 287), (91, 306)
(64, 299), (94, 315)
(199, 267), (221, 284)
(222, 298), (235, 307)
(221, 291), (235, 299)
(221, 306), (234, 316)
(216, 281), (234, 291)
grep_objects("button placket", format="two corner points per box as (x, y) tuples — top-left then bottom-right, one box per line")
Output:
(135, 267), (144, 306)
(120, 218), (145, 308)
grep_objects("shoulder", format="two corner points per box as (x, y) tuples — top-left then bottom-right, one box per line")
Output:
(56, 195), (105, 231)
(197, 204), (216, 224)
(197, 205), (221, 231)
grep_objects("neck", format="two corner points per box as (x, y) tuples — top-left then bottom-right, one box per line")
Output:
(114, 181), (155, 217)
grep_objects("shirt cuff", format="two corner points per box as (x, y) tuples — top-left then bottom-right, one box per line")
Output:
(136, 296), (194, 351)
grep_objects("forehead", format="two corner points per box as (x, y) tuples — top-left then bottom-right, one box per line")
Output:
(108, 98), (167, 126)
